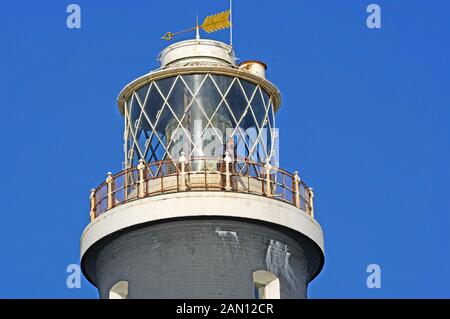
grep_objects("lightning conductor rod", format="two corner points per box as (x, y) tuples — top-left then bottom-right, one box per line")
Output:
(229, 0), (233, 47)
(196, 13), (200, 40)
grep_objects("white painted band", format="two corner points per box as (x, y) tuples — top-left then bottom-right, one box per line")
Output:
(80, 192), (325, 259)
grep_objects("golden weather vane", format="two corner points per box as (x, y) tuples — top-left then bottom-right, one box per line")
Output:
(162, 10), (231, 41)
(162, 0), (234, 45)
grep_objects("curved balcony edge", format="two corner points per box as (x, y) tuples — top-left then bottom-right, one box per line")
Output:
(89, 157), (316, 222)
(81, 191), (325, 264)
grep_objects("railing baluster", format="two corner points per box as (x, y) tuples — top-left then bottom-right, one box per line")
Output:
(308, 187), (315, 218)
(224, 152), (231, 191)
(106, 172), (114, 210)
(204, 157), (207, 190)
(247, 161), (250, 193)
(261, 164), (264, 194)
(138, 159), (146, 198)
(124, 169), (128, 201)
(264, 161), (272, 197)
(293, 171), (300, 208)
(179, 153), (186, 191)
(160, 163), (163, 194)
(90, 189), (96, 221)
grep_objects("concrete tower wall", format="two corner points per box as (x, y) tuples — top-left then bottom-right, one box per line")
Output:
(83, 217), (323, 299)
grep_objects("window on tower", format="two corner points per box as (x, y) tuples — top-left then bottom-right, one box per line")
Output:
(109, 281), (128, 299)
(252, 270), (280, 299)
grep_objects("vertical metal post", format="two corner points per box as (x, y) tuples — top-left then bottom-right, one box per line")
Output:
(138, 159), (146, 198)
(160, 162), (164, 193)
(229, 0), (233, 47)
(89, 189), (96, 222)
(264, 161), (272, 197)
(124, 169), (129, 200)
(308, 187), (315, 218)
(196, 14), (200, 40)
(224, 152), (231, 191)
(179, 152), (187, 191)
(106, 172), (114, 210)
(123, 99), (129, 169)
(293, 171), (300, 208)
(204, 157), (207, 190)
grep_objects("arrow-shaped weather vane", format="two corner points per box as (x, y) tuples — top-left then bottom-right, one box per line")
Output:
(162, 9), (232, 42)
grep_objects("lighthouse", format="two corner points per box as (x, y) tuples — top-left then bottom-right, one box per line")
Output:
(80, 17), (324, 299)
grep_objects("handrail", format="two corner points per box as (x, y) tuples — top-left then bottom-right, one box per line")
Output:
(89, 157), (315, 221)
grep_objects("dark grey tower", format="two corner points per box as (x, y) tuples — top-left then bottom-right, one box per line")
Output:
(80, 39), (324, 299)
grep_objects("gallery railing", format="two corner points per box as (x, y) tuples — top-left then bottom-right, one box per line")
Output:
(89, 156), (315, 221)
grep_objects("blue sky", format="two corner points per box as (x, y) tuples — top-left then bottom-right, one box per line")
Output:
(0, 0), (449, 298)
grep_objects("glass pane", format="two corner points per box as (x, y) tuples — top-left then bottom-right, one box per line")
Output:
(195, 75), (222, 119)
(143, 84), (165, 127)
(211, 100), (235, 145)
(238, 105), (257, 131)
(187, 100), (208, 158)
(211, 74), (233, 96)
(268, 101), (275, 129)
(250, 89), (266, 128)
(262, 89), (271, 111)
(182, 74), (207, 94)
(239, 79), (258, 101)
(167, 78), (192, 122)
(136, 84), (151, 106)
(202, 125), (223, 158)
(129, 94), (141, 126)
(156, 76), (176, 98)
(154, 104), (174, 138)
(225, 79), (248, 123)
